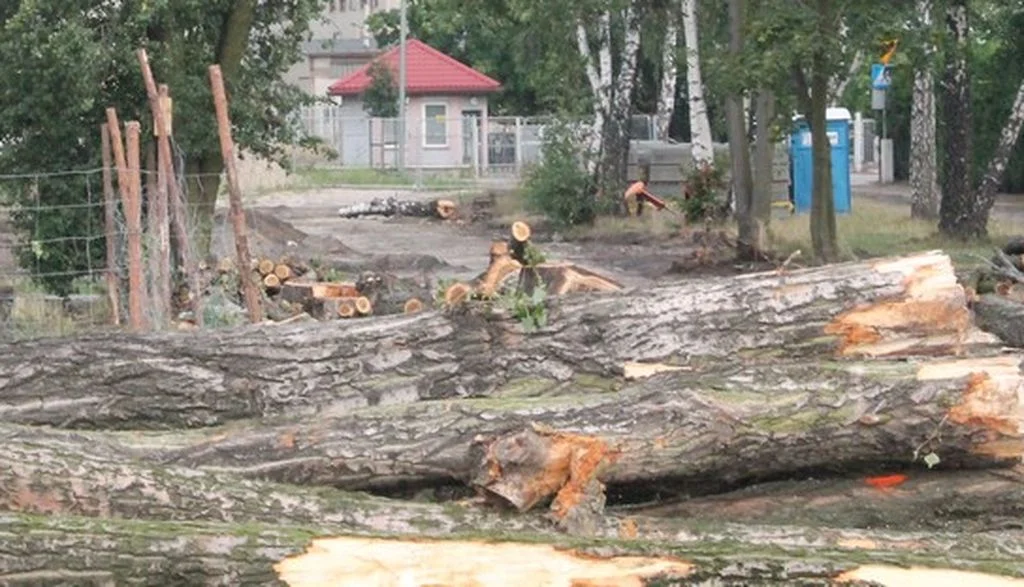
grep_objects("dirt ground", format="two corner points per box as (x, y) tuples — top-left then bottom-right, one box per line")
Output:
(223, 186), (752, 291)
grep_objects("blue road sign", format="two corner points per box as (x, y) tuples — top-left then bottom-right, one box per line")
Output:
(871, 63), (892, 90)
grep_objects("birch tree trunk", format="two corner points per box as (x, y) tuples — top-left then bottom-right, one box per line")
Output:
(575, 14), (612, 174)
(599, 5), (643, 201)
(681, 0), (714, 166)
(975, 77), (1024, 215)
(656, 15), (679, 141)
(938, 0), (977, 238)
(910, 0), (941, 220)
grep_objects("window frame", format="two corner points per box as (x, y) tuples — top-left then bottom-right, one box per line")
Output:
(422, 102), (449, 148)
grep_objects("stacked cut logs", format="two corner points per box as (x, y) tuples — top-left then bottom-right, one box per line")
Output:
(443, 220), (624, 305)
(3, 245), (1024, 585)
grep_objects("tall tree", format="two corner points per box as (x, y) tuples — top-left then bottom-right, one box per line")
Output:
(656, 9), (679, 141)
(681, 0), (714, 166)
(938, 0), (974, 238)
(726, 0), (756, 258)
(909, 0), (941, 219)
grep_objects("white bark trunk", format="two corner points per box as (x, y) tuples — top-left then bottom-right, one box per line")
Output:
(910, 0), (940, 219)
(977, 77), (1024, 207)
(656, 17), (678, 141)
(613, 5), (642, 120)
(575, 14), (614, 171)
(681, 0), (713, 166)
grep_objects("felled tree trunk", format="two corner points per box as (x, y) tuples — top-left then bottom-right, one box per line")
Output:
(337, 197), (456, 220)
(973, 294), (1024, 348)
(0, 251), (995, 430)
(624, 467), (1024, 532)
(4, 513), (1024, 586)
(10, 356), (1017, 500)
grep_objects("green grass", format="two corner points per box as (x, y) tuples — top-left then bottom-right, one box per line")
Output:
(769, 198), (1019, 270)
(284, 167), (476, 191)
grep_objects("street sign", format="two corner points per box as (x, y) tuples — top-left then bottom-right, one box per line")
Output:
(871, 88), (887, 110)
(871, 63), (892, 90)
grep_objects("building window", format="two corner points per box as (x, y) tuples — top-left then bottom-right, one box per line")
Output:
(423, 104), (448, 147)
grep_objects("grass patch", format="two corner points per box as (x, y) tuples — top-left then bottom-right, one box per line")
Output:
(770, 198), (1019, 270)
(284, 167), (475, 191)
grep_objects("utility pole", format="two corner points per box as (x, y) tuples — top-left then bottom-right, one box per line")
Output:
(397, 0), (407, 171)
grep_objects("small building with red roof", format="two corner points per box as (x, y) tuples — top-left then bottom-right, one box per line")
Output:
(325, 39), (502, 170)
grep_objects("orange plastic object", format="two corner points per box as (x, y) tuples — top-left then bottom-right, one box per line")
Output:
(864, 474), (908, 489)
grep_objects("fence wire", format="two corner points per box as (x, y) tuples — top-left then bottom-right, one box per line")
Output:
(0, 165), (240, 343)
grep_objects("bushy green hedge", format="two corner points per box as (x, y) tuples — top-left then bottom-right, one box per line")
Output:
(521, 121), (600, 228)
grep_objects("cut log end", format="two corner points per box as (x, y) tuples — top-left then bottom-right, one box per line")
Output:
(257, 258), (276, 276)
(404, 298), (424, 314)
(263, 274), (281, 292)
(444, 282), (473, 306)
(354, 296), (373, 316)
(477, 254), (523, 298)
(511, 220), (532, 243)
(337, 300), (356, 319)
(273, 264), (292, 282)
(489, 240), (510, 261)
(273, 537), (693, 587)
(834, 565), (1024, 586)
(435, 198), (457, 220)
(216, 257), (235, 273)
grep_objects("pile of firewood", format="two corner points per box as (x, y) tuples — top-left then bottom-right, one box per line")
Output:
(2, 247), (1024, 585)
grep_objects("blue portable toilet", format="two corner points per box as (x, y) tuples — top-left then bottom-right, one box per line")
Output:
(789, 107), (852, 215)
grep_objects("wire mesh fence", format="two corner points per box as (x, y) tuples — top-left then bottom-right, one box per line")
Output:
(0, 162), (247, 343)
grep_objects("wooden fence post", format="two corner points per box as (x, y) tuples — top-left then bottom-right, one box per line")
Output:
(136, 48), (203, 327)
(123, 120), (148, 331)
(145, 143), (170, 327)
(99, 124), (121, 327)
(208, 63), (263, 323)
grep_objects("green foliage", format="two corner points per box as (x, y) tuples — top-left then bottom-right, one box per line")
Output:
(522, 120), (599, 228)
(362, 60), (400, 118)
(678, 161), (728, 223)
(365, 0), (590, 115)
(0, 0), (327, 295)
(498, 279), (548, 332)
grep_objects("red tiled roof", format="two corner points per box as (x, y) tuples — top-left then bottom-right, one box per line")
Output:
(327, 39), (501, 96)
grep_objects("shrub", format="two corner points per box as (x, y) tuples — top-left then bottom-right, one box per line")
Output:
(522, 120), (598, 228)
(678, 160), (728, 223)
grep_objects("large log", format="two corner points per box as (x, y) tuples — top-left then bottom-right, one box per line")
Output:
(8, 357), (1018, 500)
(3, 513), (1024, 586)
(621, 467), (1024, 532)
(337, 196), (457, 220)
(0, 251), (999, 430)
(974, 294), (1024, 348)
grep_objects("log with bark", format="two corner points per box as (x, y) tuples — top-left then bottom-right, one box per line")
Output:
(621, 466), (1024, 532)
(337, 197), (458, 220)
(4, 357), (1018, 504)
(4, 511), (1024, 585)
(0, 251), (1001, 430)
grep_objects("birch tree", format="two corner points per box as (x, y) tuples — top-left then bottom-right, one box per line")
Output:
(656, 12), (678, 141)
(576, 3), (644, 200)
(681, 0), (714, 166)
(726, 0), (757, 257)
(910, 0), (940, 220)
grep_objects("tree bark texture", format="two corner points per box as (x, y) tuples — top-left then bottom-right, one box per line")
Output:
(681, 0), (713, 166)
(910, 0), (941, 220)
(597, 5), (642, 203)
(3, 512), (1024, 586)
(575, 14), (612, 174)
(726, 0), (756, 259)
(655, 14), (677, 142)
(973, 293), (1024, 348)
(809, 0), (839, 261)
(938, 0), (977, 238)
(750, 90), (777, 253)
(626, 467), (1024, 532)
(8, 356), (1017, 497)
(337, 197), (455, 220)
(0, 252), (994, 430)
